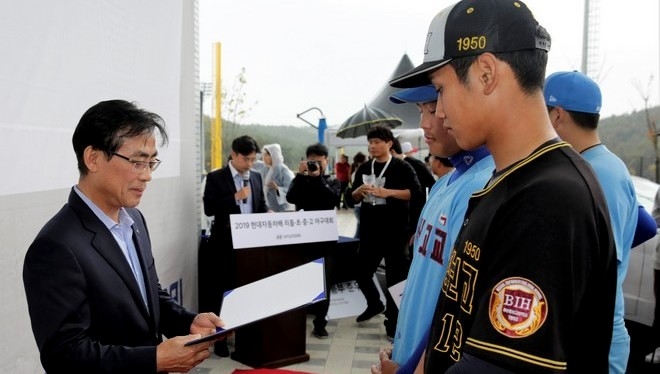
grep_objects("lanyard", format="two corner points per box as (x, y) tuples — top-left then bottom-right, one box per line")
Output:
(370, 154), (392, 179)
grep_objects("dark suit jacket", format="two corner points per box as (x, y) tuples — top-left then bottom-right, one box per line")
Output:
(23, 189), (196, 374)
(203, 165), (267, 236)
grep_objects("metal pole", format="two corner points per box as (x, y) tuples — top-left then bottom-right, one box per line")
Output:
(200, 89), (205, 177)
(581, 0), (589, 74)
(656, 133), (659, 182)
(296, 107), (325, 129)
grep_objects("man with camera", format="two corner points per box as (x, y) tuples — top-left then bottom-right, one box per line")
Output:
(286, 143), (341, 338)
(287, 143), (340, 211)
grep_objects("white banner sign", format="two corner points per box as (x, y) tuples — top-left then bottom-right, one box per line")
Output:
(229, 210), (338, 249)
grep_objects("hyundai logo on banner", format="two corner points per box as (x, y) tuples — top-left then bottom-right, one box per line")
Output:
(169, 278), (183, 305)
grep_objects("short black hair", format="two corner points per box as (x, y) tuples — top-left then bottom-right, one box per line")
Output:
(306, 143), (329, 158)
(72, 99), (168, 175)
(547, 106), (600, 130)
(391, 137), (402, 154)
(353, 151), (367, 164)
(367, 126), (395, 143)
(232, 135), (259, 155)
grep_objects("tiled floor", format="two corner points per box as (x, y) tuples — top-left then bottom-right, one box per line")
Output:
(193, 315), (392, 374)
(193, 208), (394, 374)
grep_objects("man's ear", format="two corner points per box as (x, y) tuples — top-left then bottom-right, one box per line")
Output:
(550, 107), (564, 130)
(83, 146), (102, 172)
(475, 53), (497, 95)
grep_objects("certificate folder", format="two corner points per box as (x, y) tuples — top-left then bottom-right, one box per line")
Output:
(185, 258), (326, 346)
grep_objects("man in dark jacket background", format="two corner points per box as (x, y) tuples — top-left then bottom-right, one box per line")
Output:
(287, 142), (341, 339)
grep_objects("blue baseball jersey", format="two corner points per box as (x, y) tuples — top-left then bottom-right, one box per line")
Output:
(392, 152), (494, 366)
(581, 144), (638, 373)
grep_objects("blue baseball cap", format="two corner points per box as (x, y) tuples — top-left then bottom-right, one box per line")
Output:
(389, 85), (438, 104)
(544, 71), (602, 114)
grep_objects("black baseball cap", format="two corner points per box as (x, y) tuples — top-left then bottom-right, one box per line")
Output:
(390, 0), (551, 88)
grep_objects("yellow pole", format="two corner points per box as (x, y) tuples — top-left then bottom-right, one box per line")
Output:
(211, 42), (223, 169)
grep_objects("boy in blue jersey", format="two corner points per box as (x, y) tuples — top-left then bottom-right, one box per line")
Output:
(544, 70), (656, 373)
(371, 85), (493, 374)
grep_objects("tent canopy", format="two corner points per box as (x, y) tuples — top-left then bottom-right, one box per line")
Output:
(367, 54), (422, 130)
(328, 54), (426, 149)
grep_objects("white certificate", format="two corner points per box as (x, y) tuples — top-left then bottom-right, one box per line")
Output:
(185, 258), (326, 346)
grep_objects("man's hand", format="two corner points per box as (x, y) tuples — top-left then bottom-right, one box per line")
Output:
(358, 183), (373, 197)
(297, 160), (308, 175)
(235, 186), (250, 202)
(371, 348), (399, 374)
(190, 312), (224, 335)
(371, 186), (390, 198)
(297, 160), (321, 177)
(156, 335), (213, 373)
(154, 313), (226, 372)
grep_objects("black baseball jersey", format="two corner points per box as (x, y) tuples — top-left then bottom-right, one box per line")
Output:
(425, 141), (616, 373)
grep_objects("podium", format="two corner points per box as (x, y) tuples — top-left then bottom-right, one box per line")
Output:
(228, 237), (360, 368)
(198, 210), (359, 368)
(230, 242), (320, 368)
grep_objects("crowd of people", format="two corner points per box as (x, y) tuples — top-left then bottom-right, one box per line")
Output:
(21, 0), (660, 372)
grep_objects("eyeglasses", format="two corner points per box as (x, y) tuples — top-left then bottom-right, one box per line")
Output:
(110, 152), (161, 173)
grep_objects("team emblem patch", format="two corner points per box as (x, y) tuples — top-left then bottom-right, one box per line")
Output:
(489, 277), (547, 338)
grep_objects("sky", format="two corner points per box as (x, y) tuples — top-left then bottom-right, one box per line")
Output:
(199, 0), (660, 128)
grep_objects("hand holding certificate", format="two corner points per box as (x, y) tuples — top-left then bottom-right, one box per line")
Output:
(185, 258), (326, 346)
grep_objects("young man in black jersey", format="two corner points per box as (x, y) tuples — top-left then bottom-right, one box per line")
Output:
(388, 0), (616, 372)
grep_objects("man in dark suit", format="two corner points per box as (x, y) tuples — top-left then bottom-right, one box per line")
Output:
(202, 135), (268, 356)
(23, 100), (223, 374)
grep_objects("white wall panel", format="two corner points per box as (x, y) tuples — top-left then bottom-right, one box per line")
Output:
(0, 1), (199, 372)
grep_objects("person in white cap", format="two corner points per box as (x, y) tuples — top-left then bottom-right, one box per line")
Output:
(400, 141), (416, 157)
(544, 70), (657, 373)
(428, 155), (454, 180)
(388, 0), (616, 372)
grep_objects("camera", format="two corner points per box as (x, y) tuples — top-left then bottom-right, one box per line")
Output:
(307, 160), (319, 172)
